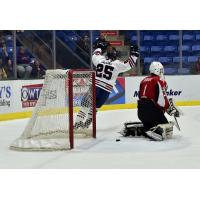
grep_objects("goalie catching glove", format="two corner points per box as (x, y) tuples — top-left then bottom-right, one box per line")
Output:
(167, 98), (181, 117)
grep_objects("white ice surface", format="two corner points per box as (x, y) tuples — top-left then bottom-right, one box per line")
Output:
(0, 106), (200, 169)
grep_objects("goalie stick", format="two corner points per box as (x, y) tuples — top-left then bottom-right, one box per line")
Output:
(168, 98), (183, 131)
(173, 115), (181, 131)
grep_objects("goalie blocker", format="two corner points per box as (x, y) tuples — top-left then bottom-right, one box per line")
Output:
(121, 121), (174, 141)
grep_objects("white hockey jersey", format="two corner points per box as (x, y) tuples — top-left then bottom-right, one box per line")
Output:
(92, 48), (137, 93)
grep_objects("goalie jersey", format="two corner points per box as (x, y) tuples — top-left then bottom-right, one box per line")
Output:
(139, 75), (169, 111)
(92, 48), (137, 93)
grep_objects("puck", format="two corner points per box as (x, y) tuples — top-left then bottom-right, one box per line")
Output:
(116, 139), (121, 142)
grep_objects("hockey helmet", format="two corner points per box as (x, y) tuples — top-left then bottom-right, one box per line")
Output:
(107, 47), (119, 61)
(94, 40), (110, 54)
(149, 61), (164, 77)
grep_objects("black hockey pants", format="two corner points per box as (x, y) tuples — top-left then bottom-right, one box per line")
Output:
(137, 99), (168, 134)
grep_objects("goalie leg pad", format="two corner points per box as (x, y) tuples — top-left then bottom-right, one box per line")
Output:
(158, 123), (174, 139)
(121, 122), (144, 137)
(145, 123), (173, 141)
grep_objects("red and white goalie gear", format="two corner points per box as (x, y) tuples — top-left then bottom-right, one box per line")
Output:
(139, 75), (169, 112)
(145, 123), (174, 141)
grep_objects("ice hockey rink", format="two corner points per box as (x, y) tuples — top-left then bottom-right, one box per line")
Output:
(0, 106), (200, 169)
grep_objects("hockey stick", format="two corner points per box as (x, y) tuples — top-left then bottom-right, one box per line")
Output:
(168, 98), (182, 131)
(173, 115), (181, 131)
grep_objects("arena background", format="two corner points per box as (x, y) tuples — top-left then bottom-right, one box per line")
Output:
(1, 1), (200, 200)
(1, 30), (200, 120)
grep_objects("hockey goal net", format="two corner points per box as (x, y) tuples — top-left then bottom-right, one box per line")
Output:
(10, 69), (96, 151)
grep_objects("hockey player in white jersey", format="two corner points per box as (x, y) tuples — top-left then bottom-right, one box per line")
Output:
(74, 44), (140, 129)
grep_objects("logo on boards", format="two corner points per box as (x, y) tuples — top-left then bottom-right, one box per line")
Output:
(21, 84), (43, 108)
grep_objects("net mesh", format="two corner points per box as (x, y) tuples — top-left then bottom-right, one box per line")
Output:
(10, 69), (94, 151)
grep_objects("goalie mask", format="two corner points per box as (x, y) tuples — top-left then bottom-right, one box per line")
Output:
(149, 61), (164, 78)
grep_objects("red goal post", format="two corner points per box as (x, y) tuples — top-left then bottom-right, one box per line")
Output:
(68, 69), (96, 149)
(10, 69), (96, 151)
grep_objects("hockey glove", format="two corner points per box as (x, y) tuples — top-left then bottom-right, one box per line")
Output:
(130, 45), (139, 57)
(167, 98), (180, 117)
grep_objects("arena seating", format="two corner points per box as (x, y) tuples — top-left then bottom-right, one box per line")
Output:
(56, 30), (100, 51)
(55, 30), (200, 75)
(1, 31), (199, 76)
(129, 30), (200, 75)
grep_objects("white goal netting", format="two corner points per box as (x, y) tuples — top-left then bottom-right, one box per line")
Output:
(10, 69), (96, 151)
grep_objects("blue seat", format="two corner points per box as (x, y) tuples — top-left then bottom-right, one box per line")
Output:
(124, 31), (135, 38)
(181, 45), (190, 51)
(143, 35), (154, 41)
(173, 56), (188, 63)
(6, 40), (13, 47)
(183, 34), (194, 41)
(164, 67), (178, 75)
(156, 35), (168, 41)
(56, 31), (66, 39)
(173, 57), (180, 63)
(144, 57), (155, 63)
(164, 46), (177, 52)
(169, 34), (179, 40)
(182, 62), (191, 68)
(165, 31), (179, 35)
(63, 35), (70, 42)
(131, 35), (137, 42)
(178, 68), (190, 75)
(158, 57), (172, 63)
(151, 46), (162, 52)
(196, 34), (200, 40)
(188, 56), (198, 63)
(6, 35), (13, 43)
(192, 45), (200, 51)
(140, 46), (149, 53)
(92, 30), (100, 36)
